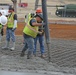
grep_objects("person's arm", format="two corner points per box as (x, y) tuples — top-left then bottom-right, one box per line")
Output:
(13, 14), (17, 29)
(32, 22), (43, 26)
(30, 19), (44, 27)
(30, 19), (44, 34)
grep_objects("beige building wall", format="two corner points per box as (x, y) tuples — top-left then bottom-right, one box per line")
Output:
(0, 0), (36, 19)
(0, 0), (76, 21)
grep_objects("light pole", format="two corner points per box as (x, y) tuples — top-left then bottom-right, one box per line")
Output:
(41, 0), (51, 62)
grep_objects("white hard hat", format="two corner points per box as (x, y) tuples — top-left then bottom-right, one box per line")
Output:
(0, 15), (7, 25)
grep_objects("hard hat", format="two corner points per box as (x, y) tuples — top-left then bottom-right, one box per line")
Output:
(9, 6), (14, 13)
(36, 8), (42, 13)
(0, 15), (7, 25)
(35, 13), (43, 20)
(9, 6), (14, 11)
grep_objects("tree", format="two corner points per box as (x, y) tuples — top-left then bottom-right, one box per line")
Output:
(11, 0), (17, 13)
(19, 0), (21, 3)
(11, 0), (17, 3)
(35, 0), (39, 10)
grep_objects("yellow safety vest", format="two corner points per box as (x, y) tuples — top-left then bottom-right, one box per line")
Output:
(7, 12), (17, 28)
(23, 18), (38, 38)
(25, 13), (32, 23)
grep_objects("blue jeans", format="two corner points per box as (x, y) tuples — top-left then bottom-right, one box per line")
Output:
(33, 35), (45, 54)
(6, 28), (16, 42)
(22, 34), (34, 53)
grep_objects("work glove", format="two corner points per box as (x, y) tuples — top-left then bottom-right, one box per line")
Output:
(12, 20), (17, 31)
(12, 28), (16, 31)
(42, 23), (45, 25)
(38, 31), (43, 35)
(41, 23), (46, 27)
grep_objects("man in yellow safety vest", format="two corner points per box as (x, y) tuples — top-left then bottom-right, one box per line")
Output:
(21, 13), (45, 59)
(2, 7), (17, 50)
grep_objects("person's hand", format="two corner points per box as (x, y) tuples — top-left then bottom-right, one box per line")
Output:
(12, 28), (16, 31)
(41, 23), (46, 26)
(38, 31), (42, 35)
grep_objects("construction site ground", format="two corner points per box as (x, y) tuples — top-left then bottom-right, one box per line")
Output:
(0, 20), (76, 75)
(0, 0), (76, 75)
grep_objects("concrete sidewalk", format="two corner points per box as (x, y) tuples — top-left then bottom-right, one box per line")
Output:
(0, 71), (46, 75)
(0, 71), (75, 75)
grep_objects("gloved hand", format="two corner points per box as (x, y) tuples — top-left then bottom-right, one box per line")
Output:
(41, 22), (46, 26)
(12, 28), (16, 31)
(41, 23), (45, 25)
(38, 31), (42, 35)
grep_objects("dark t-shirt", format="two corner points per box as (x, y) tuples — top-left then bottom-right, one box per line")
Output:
(30, 19), (36, 26)
(14, 14), (17, 20)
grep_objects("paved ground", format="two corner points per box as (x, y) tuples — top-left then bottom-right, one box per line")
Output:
(0, 71), (75, 75)
(0, 71), (47, 75)
(0, 0), (76, 74)
(0, 36), (76, 75)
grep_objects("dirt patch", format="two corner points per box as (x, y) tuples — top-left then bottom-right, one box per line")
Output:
(3, 21), (76, 40)
(50, 24), (76, 39)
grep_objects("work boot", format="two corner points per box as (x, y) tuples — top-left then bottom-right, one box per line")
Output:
(20, 51), (25, 57)
(20, 47), (28, 57)
(41, 54), (46, 58)
(27, 51), (32, 59)
(2, 41), (9, 50)
(10, 42), (15, 51)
